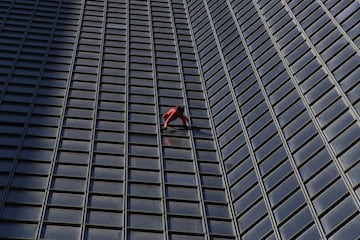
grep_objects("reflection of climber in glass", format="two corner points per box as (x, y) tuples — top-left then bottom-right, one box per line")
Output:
(161, 106), (189, 130)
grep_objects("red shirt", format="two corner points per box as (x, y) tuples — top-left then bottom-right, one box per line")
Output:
(162, 107), (189, 127)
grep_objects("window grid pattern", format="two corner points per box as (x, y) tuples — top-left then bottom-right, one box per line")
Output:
(0, 1), (70, 239)
(224, 2), (318, 239)
(38, 1), (126, 239)
(125, 1), (165, 238)
(0, 0), (359, 239)
(253, 0), (360, 238)
(187, 0), (278, 239)
(229, 1), (332, 238)
(256, 0), (360, 206)
(124, 0), (237, 239)
(233, 0), (359, 239)
(283, 0), (360, 116)
(195, 0), (322, 238)
(320, 0), (360, 49)
(170, 1), (236, 238)
(187, 0), (360, 239)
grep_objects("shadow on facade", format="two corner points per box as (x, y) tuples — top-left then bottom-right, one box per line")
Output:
(0, 1), (86, 238)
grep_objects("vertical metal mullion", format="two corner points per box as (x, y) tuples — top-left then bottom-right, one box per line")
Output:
(148, 1), (168, 239)
(227, 0), (327, 237)
(122, 0), (130, 238)
(0, 0), (14, 32)
(0, 0), (39, 104)
(169, 1), (210, 239)
(252, 0), (360, 210)
(199, 0), (282, 238)
(0, 0), (56, 217)
(314, 0), (360, 56)
(181, 1), (242, 238)
(279, 0), (360, 123)
(36, 0), (86, 238)
(80, 0), (107, 238)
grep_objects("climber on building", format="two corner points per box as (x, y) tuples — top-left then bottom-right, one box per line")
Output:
(161, 106), (189, 130)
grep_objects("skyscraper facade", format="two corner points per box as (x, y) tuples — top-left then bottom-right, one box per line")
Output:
(0, 0), (359, 239)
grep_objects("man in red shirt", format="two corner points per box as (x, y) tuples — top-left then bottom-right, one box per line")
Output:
(162, 106), (189, 130)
